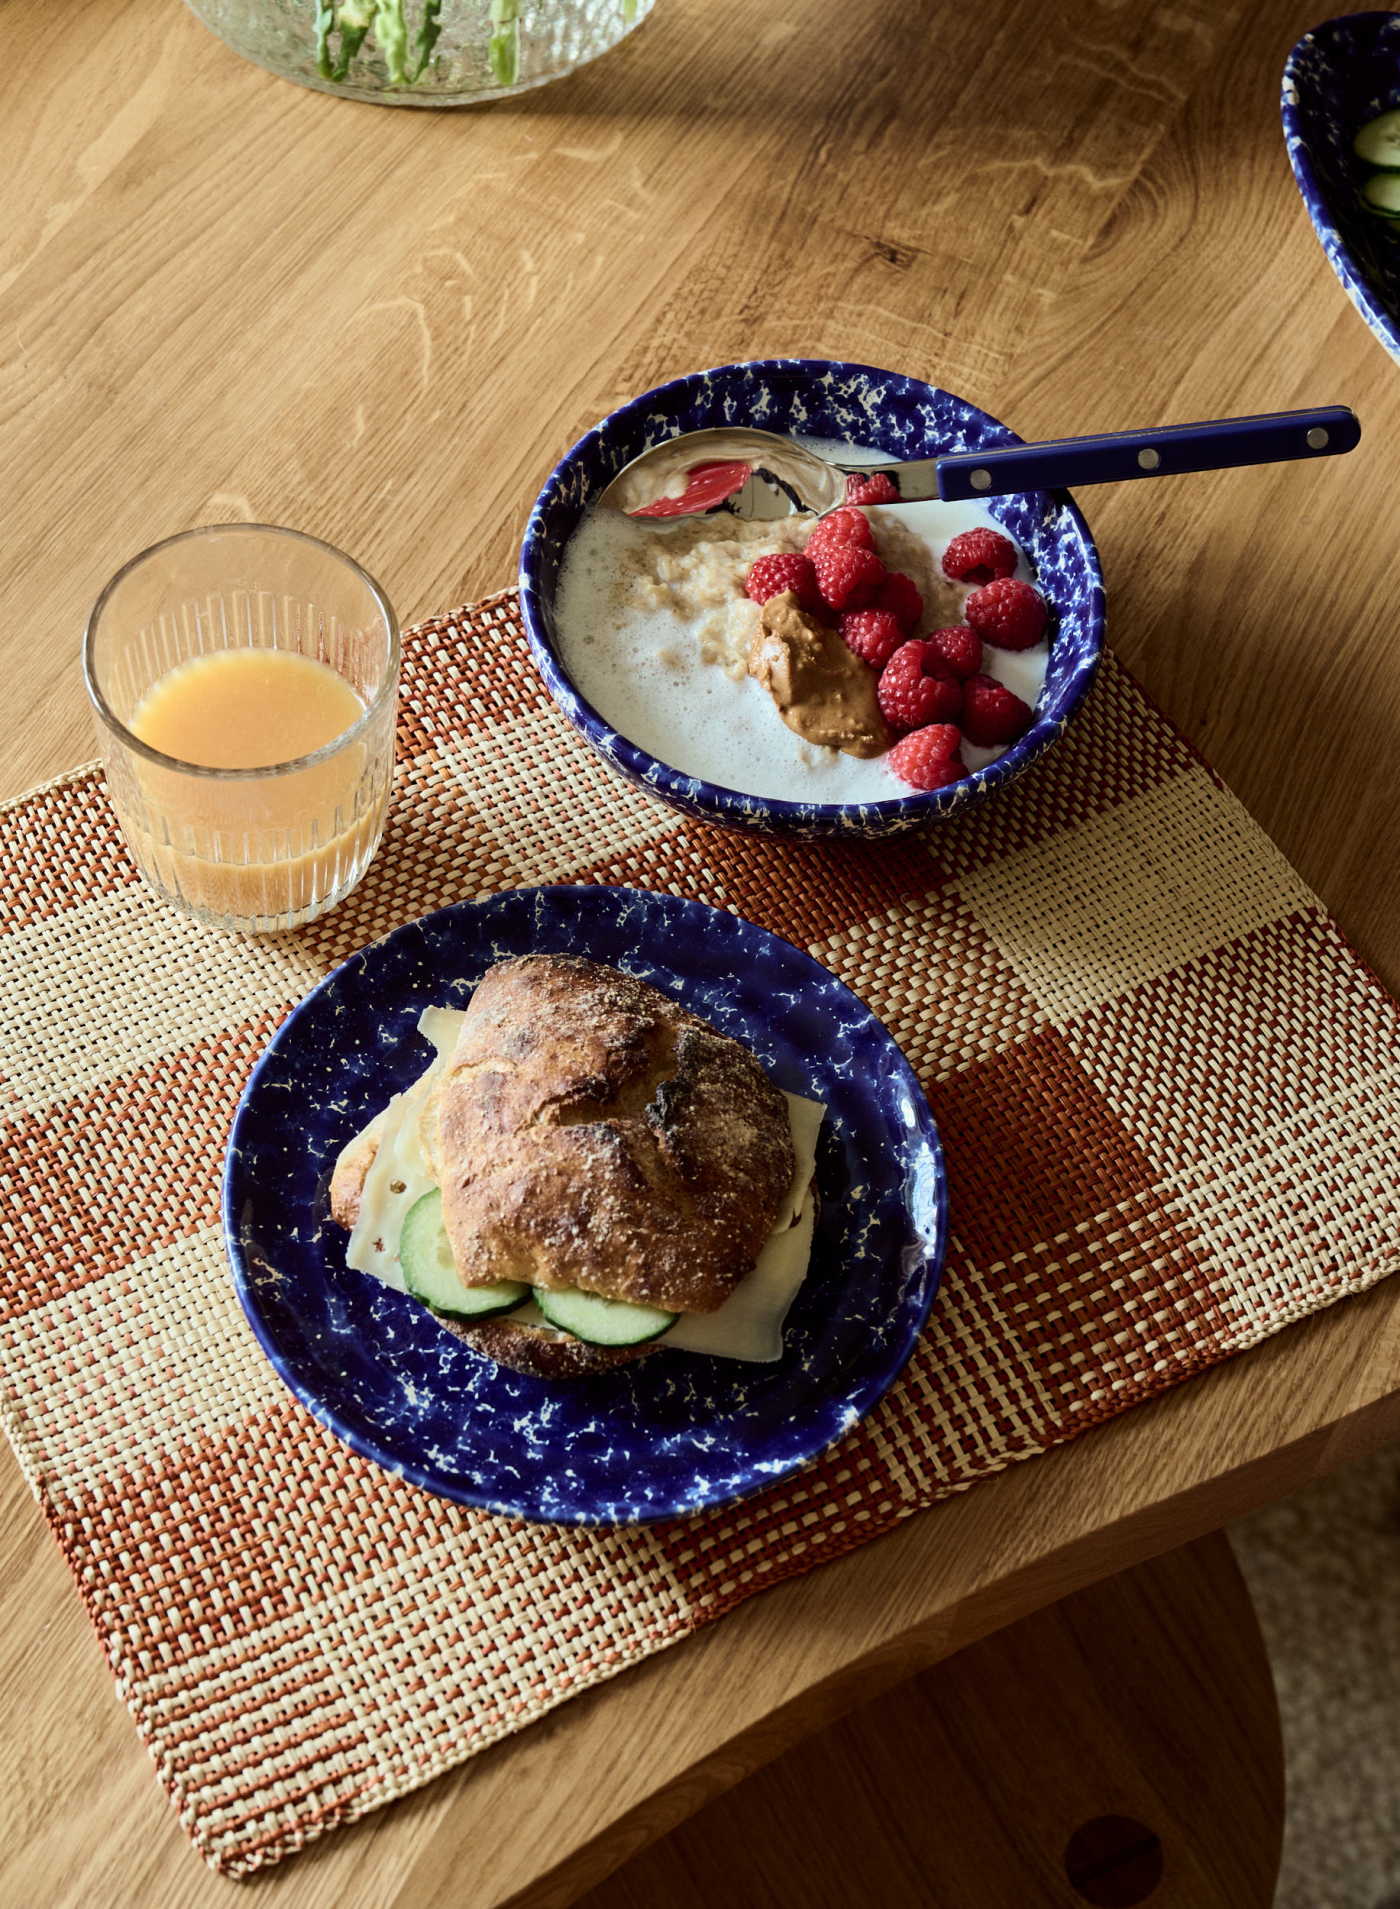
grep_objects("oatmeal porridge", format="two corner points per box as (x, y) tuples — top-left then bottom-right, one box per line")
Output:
(554, 468), (1051, 803)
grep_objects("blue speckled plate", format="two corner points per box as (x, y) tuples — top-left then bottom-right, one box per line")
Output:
(1284, 12), (1400, 367)
(223, 887), (947, 1526)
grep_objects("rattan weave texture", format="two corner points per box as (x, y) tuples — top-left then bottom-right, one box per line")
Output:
(1, 590), (1397, 1874)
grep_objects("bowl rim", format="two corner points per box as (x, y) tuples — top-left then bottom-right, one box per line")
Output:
(1282, 12), (1400, 366)
(517, 356), (1105, 828)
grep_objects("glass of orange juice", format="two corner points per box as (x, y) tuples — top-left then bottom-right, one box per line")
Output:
(84, 524), (398, 933)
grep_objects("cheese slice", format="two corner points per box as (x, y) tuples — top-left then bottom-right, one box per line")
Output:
(341, 1008), (467, 1286)
(663, 1189), (816, 1360)
(417, 1006), (467, 1055)
(334, 1015), (825, 1362)
(343, 1069), (439, 1288)
(663, 1091), (822, 1361)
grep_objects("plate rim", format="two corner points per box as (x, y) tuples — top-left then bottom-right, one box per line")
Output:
(221, 884), (948, 1526)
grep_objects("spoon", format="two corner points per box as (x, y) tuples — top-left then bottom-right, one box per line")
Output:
(598, 406), (1361, 519)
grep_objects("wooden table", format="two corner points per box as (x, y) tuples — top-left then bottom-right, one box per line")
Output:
(580, 1532), (1286, 1908)
(3, 2), (1398, 1903)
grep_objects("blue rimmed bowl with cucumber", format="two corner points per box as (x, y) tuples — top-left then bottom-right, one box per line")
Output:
(1284, 13), (1400, 366)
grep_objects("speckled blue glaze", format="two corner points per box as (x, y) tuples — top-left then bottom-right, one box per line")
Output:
(222, 887), (946, 1526)
(1284, 13), (1400, 367)
(518, 359), (1106, 841)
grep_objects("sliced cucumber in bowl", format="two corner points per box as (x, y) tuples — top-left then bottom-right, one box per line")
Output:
(1355, 109), (1400, 170)
(534, 1286), (677, 1347)
(400, 1190), (530, 1320)
(1362, 171), (1400, 221)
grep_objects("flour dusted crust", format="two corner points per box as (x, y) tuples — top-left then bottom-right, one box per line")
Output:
(436, 954), (797, 1315)
(328, 1113), (385, 1230)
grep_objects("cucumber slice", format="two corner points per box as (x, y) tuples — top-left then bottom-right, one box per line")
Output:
(1355, 110), (1400, 170)
(534, 1285), (677, 1347)
(400, 1190), (529, 1320)
(1361, 171), (1400, 220)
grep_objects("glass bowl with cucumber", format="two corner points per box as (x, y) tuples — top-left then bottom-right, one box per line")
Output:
(183, 1), (657, 109)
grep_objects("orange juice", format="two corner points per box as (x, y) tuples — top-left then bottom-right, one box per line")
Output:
(124, 648), (391, 925)
(130, 647), (365, 769)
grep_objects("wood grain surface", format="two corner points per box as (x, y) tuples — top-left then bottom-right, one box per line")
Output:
(2, 1), (1397, 1905)
(574, 1530), (1284, 1909)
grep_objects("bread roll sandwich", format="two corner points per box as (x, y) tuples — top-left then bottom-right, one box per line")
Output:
(329, 953), (824, 1378)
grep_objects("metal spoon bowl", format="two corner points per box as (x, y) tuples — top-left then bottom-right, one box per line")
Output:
(597, 427), (931, 518)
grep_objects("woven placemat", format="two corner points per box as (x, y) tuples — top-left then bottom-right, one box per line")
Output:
(2, 589), (1397, 1875)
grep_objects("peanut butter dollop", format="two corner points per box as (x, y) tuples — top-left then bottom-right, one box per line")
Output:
(747, 592), (895, 759)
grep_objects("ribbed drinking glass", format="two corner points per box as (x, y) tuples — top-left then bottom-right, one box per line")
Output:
(84, 524), (399, 934)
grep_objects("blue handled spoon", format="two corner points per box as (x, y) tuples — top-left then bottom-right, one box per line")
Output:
(597, 406), (1361, 519)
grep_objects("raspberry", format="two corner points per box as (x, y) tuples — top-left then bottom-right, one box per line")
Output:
(873, 571), (923, 634)
(745, 552), (823, 615)
(964, 577), (1048, 651)
(922, 624), (982, 681)
(877, 641), (963, 730)
(888, 723), (967, 791)
(961, 673), (1034, 747)
(845, 471), (900, 506)
(812, 542), (886, 611)
(941, 527), (1018, 586)
(838, 609), (905, 670)
(805, 507), (875, 558)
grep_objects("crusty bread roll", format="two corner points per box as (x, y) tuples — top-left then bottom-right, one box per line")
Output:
(437, 954), (796, 1311)
(330, 953), (798, 1379)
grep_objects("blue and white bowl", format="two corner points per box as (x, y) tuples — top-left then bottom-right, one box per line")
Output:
(1284, 12), (1400, 368)
(518, 359), (1105, 841)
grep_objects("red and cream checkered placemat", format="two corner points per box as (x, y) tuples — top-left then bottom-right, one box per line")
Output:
(2, 590), (1397, 1875)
